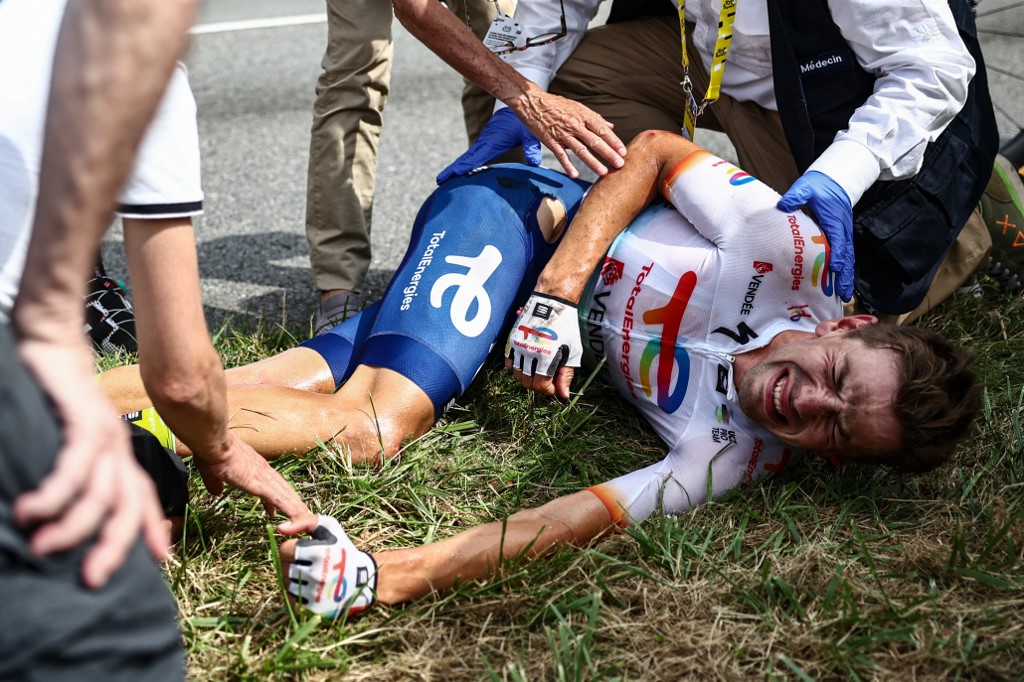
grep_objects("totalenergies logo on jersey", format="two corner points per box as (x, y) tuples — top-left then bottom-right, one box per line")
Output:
(635, 271), (697, 413)
(789, 214), (806, 291)
(743, 443), (792, 485)
(789, 218), (835, 295)
(728, 169), (756, 186)
(810, 234), (835, 296)
(764, 448), (792, 474)
(711, 159), (756, 186)
(744, 439), (763, 485)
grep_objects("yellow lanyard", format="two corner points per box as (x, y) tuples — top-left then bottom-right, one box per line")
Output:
(678, 0), (737, 140)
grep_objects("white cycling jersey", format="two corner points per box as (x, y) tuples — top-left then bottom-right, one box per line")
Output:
(580, 150), (842, 525)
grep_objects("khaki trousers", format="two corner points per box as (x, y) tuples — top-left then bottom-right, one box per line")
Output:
(550, 16), (989, 319)
(305, 0), (510, 294)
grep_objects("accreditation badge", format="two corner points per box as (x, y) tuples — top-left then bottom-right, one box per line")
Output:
(484, 14), (524, 53)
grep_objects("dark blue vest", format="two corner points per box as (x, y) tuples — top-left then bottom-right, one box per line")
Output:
(766, 0), (998, 313)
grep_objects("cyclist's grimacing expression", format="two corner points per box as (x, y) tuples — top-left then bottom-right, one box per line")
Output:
(738, 333), (902, 459)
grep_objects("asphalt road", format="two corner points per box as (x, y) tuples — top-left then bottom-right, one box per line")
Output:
(100, 0), (1024, 332)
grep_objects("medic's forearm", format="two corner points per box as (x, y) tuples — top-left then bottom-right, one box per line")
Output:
(393, 0), (536, 107)
(392, 0), (583, 139)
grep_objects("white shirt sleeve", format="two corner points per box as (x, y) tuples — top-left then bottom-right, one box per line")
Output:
(493, 0), (605, 111)
(809, 0), (975, 206)
(117, 63), (203, 219)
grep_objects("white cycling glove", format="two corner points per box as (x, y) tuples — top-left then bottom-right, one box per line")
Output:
(505, 292), (583, 377)
(287, 515), (377, 619)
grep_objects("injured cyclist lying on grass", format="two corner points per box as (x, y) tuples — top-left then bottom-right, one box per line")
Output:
(101, 131), (982, 618)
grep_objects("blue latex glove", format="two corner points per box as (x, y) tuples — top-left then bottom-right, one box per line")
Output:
(777, 171), (855, 302)
(436, 108), (543, 184)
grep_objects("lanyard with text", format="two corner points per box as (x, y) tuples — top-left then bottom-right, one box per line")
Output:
(679, 0), (736, 140)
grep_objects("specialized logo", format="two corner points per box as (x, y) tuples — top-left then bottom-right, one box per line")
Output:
(715, 403), (731, 424)
(601, 257), (625, 286)
(788, 304), (811, 322)
(712, 321), (759, 345)
(810, 234), (835, 296)
(430, 244), (502, 338)
(636, 271), (697, 413)
(753, 261), (774, 275)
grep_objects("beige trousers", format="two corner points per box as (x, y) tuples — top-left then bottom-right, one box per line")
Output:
(305, 0), (510, 294)
(550, 16), (989, 320)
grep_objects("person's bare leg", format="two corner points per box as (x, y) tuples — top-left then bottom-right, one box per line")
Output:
(100, 346), (337, 414)
(221, 363), (435, 462)
(279, 490), (615, 607)
(102, 345), (434, 462)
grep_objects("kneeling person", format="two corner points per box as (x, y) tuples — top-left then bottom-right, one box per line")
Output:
(274, 131), (981, 618)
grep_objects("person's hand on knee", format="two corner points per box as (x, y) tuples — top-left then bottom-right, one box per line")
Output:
(13, 337), (170, 589)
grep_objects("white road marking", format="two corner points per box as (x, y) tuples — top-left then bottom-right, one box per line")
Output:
(191, 14), (326, 35)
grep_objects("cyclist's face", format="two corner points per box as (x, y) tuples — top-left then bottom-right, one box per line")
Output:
(738, 331), (902, 458)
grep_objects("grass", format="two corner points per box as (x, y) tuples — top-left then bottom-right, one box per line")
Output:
(100, 282), (1024, 681)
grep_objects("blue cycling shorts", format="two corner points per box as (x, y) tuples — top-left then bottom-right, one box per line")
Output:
(300, 164), (590, 418)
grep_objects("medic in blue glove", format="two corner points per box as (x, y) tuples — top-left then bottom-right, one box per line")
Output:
(437, 108), (544, 184)
(777, 171), (855, 302)
(437, 93), (628, 184)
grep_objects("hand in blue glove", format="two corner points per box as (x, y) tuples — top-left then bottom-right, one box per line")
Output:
(436, 108), (543, 185)
(777, 171), (855, 302)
